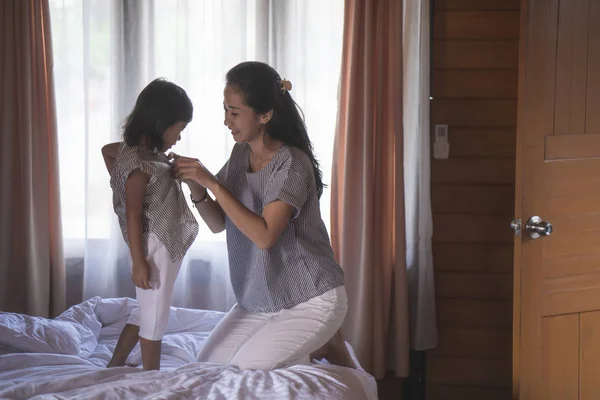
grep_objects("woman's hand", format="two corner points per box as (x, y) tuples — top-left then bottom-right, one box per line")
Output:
(171, 153), (218, 190)
(169, 152), (226, 233)
(168, 153), (197, 186)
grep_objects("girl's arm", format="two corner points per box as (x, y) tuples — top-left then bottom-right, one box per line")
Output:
(187, 181), (226, 233)
(125, 169), (152, 289)
(101, 142), (121, 174)
(174, 157), (293, 249)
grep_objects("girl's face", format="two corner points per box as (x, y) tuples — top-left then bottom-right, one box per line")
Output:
(162, 121), (187, 151)
(223, 84), (271, 144)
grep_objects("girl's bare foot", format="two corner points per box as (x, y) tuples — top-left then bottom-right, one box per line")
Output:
(107, 362), (139, 368)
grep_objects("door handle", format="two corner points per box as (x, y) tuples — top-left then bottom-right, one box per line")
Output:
(510, 218), (522, 236)
(525, 216), (552, 239)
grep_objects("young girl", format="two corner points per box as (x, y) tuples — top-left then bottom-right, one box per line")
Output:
(101, 78), (198, 370)
(173, 62), (355, 370)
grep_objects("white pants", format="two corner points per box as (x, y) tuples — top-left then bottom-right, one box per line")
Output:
(127, 233), (182, 341)
(196, 286), (348, 370)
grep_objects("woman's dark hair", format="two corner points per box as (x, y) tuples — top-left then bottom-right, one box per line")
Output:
(123, 78), (193, 151)
(226, 62), (325, 198)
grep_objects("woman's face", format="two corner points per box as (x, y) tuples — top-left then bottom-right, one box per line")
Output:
(223, 84), (269, 144)
(162, 121), (187, 151)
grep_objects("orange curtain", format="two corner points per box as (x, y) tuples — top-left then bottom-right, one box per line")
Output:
(331, 0), (409, 378)
(0, 0), (66, 318)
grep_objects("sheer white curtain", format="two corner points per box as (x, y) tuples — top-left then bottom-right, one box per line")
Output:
(49, 0), (344, 311)
(403, 0), (437, 350)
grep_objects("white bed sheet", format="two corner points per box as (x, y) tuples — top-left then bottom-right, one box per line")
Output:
(0, 297), (378, 399)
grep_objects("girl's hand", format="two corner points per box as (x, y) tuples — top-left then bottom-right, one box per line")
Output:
(171, 154), (218, 189)
(132, 260), (151, 290)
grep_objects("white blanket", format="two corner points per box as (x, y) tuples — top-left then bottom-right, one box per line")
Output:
(0, 297), (377, 399)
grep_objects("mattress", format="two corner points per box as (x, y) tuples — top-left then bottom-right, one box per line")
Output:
(0, 297), (378, 399)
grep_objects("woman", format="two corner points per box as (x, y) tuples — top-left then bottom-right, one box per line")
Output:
(174, 61), (354, 370)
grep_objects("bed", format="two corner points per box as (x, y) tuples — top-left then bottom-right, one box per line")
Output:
(0, 297), (378, 399)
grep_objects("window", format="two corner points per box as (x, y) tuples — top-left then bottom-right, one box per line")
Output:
(49, 0), (344, 307)
(50, 0), (344, 243)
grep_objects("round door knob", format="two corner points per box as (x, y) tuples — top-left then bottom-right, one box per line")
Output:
(525, 216), (552, 239)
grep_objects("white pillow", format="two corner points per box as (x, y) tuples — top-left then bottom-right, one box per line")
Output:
(0, 312), (81, 355)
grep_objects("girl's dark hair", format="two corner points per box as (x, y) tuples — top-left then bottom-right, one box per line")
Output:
(123, 78), (193, 150)
(226, 61), (325, 198)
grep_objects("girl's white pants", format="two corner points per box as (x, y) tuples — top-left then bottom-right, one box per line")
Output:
(196, 285), (348, 370)
(127, 233), (182, 341)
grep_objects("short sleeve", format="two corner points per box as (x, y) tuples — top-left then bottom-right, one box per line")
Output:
(264, 165), (310, 218)
(112, 144), (157, 187)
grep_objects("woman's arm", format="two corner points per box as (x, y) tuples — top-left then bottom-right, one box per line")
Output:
(211, 182), (294, 249)
(101, 142), (121, 174)
(125, 169), (152, 289)
(174, 157), (294, 249)
(187, 181), (226, 233)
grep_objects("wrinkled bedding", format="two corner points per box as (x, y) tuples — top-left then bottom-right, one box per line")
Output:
(0, 297), (377, 399)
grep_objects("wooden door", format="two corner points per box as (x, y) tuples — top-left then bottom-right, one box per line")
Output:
(515, 0), (600, 398)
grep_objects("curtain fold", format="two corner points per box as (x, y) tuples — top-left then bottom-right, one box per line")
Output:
(331, 0), (408, 378)
(331, 0), (437, 378)
(0, 0), (66, 318)
(403, 0), (437, 351)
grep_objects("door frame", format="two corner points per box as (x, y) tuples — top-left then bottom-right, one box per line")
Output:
(513, 0), (529, 396)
